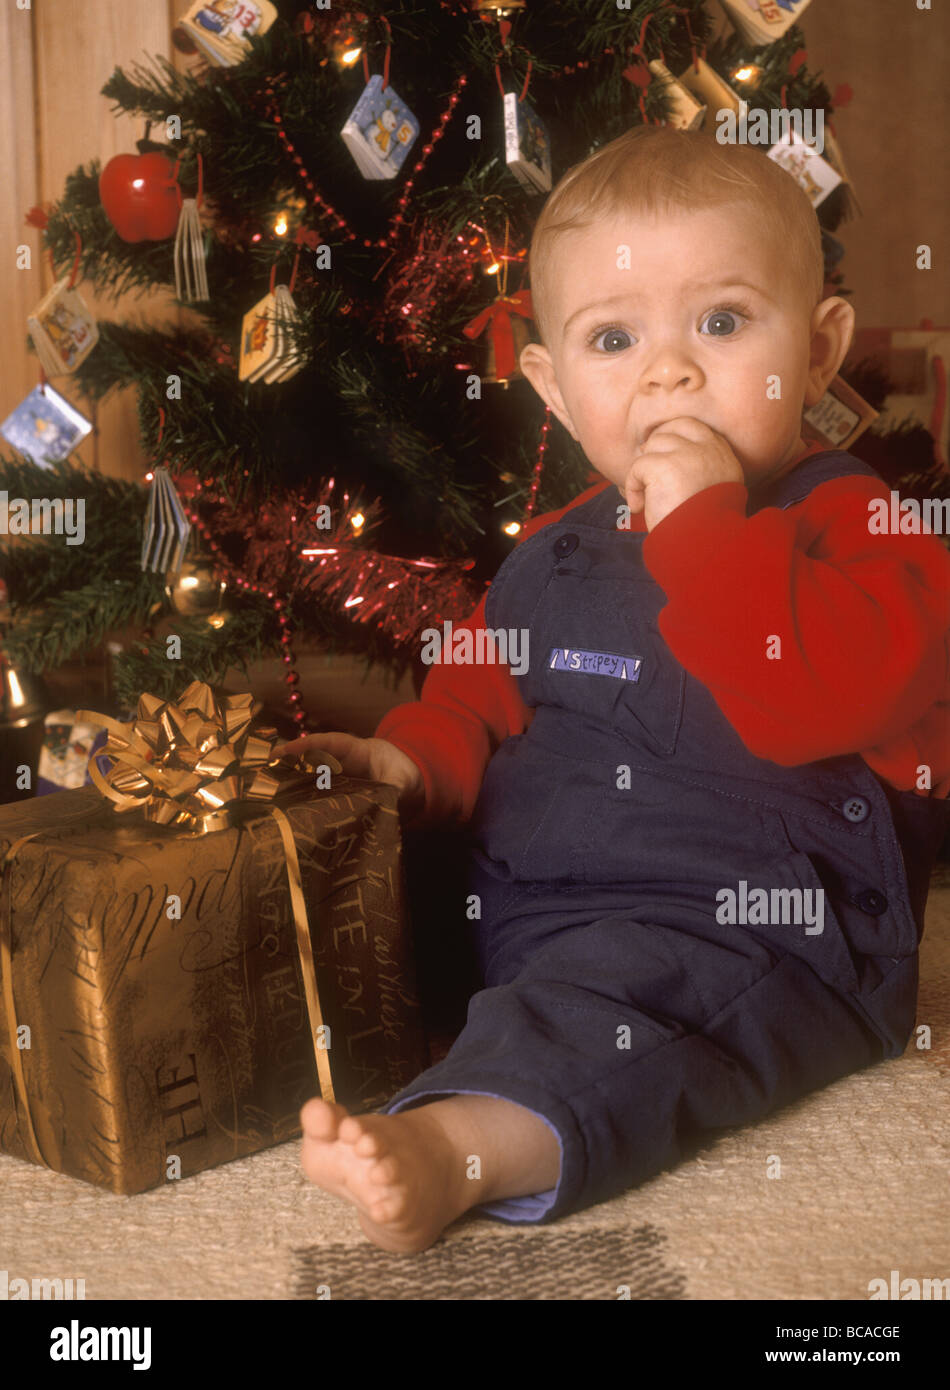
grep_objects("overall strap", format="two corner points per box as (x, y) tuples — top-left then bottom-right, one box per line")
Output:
(751, 450), (882, 514)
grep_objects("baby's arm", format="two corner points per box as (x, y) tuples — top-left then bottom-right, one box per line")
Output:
(374, 590), (532, 828)
(641, 474), (950, 786)
(275, 597), (528, 828)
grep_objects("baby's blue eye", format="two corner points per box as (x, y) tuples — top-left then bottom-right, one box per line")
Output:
(592, 328), (633, 353)
(700, 308), (744, 337)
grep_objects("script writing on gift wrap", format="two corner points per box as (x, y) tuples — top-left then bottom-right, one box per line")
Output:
(312, 791), (422, 1106)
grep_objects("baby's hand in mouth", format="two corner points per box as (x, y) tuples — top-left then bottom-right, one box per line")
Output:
(624, 418), (743, 532)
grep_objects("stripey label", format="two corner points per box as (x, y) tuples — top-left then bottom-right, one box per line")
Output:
(548, 647), (642, 680)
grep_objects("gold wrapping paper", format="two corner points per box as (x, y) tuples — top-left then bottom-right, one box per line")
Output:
(70, 679), (348, 1115)
(0, 773), (427, 1195)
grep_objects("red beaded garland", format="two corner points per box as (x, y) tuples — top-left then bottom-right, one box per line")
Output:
(182, 493), (306, 728)
(262, 73), (467, 250)
(521, 408), (551, 524)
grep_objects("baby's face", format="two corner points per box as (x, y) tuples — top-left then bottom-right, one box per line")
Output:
(531, 204), (818, 492)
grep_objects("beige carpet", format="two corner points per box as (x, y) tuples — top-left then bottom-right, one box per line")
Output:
(2, 869), (948, 1301)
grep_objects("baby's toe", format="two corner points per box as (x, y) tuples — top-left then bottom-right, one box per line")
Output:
(367, 1191), (406, 1224)
(369, 1154), (401, 1185)
(300, 1097), (348, 1140)
(339, 1117), (384, 1158)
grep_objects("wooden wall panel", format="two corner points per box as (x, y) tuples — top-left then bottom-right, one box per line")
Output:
(30, 0), (179, 481)
(0, 2), (41, 429)
(800, 0), (948, 329)
(0, 0), (182, 483)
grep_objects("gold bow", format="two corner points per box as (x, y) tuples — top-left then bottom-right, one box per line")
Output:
(76, 678), (341, 835)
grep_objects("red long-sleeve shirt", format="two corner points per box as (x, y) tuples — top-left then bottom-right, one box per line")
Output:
(375, 459), (950, 828)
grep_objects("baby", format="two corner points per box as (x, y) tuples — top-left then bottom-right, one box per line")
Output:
(276, 126), (950, 1254)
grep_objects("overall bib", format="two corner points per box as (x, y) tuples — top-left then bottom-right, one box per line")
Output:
(382, 451), (950, 1223)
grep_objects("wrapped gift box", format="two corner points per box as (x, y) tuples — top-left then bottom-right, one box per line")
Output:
(717, 0), (813, 46)
(36, 708), (110, 793)
(0, 777), (427, 1194)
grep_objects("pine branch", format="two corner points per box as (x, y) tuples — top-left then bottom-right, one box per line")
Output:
(112, 600), (271, 708)
(2, 573), (162, 672)
(0, 456), (148, 605)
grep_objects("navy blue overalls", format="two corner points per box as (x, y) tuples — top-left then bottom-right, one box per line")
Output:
(381, 450), (950, 1223)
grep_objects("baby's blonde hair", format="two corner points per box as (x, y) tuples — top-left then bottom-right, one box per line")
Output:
(527, 125), (826, 348)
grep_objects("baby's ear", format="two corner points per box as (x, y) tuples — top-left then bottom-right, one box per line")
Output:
(804, 296), (855, 405)
(519, 342), (579, 440)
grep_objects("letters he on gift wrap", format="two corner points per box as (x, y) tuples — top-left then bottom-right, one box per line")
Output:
(0, 779), (425, 1194)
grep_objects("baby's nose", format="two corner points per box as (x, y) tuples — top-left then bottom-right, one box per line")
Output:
(639, 343), (702, 391)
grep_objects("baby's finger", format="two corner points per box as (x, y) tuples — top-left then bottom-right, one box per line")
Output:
(638, 427), (690, 452)
(271, 732), (348, 759)
(271, 738), (305, 757)
(623, 459), (647, 510)
(648, 417), (716, 444)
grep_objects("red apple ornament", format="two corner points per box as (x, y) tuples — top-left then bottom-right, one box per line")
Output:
(99, 143), (179, 243)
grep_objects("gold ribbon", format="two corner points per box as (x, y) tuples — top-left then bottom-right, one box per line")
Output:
(269, 805), (335, 1107)
(2, 680), (343, 1168)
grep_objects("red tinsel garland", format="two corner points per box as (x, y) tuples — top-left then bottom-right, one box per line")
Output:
(299, 543), (482, 647)
(173, 470), (484, 651)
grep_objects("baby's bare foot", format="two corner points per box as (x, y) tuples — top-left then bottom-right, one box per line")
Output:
(299, 1097), (472, 1252)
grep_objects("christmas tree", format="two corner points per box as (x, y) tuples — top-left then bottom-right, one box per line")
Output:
(2, 0), (945, 743)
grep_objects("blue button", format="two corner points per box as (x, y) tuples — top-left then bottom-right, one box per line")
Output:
(852, 889), (888, 915)
(842, 796), (871, 823)
(553, 533), (579, 559)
